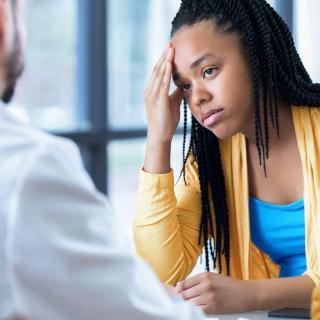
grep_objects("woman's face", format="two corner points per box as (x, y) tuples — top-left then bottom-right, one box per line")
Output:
(171, 20), (255, 140)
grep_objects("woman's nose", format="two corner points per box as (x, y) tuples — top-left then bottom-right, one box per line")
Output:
(191, 83), (212, 107)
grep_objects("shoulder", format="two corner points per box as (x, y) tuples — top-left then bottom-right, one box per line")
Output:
(0, 108), (80, 160)
(0, 108), (84, 190)
(291, 106), (320, 140)
(292, 105), (320, 121)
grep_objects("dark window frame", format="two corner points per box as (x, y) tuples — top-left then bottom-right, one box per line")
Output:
(54, 0), (182, 195)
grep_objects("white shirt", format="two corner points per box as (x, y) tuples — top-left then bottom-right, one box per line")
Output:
(0, 108), (203, 320)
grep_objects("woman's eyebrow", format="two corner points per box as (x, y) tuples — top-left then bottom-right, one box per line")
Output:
(190, 53), (215, 68)
(172, 53), (216, 82)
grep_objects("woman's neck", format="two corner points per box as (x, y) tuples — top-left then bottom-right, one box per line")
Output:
(244, 97), (296, 152)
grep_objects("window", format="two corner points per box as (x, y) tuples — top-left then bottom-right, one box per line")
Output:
(107, 0), (183, 213)
(13, 0), (311, 226)
(12, 0), (80, 131)
(294, 0), (320, 82)
(108, 0), (181, 129)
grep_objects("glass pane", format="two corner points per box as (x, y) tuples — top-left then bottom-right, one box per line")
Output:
(107, 0), (181, 129)
(9, 0), (79, 131)
(294, 0), (320, 82)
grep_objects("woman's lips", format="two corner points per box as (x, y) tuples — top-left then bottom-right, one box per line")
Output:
(202, 109), (224, 127)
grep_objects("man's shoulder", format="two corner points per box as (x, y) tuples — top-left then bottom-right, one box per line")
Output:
(0, 108), (80, 184)
(0, 108), (77, 156)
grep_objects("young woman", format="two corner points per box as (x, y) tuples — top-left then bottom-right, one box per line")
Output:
(134, 0), (320, 314)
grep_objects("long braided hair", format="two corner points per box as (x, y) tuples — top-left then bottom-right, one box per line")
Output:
(171, 0), (320, 275)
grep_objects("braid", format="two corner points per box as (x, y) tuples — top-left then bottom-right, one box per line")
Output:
(178, 100), (193, 184)
(203, 129), (220, 270)
(182, 100), (189, 183)
(182, 116), (229, 273)
(173, 0), (320, 274)
(193, 120), (212, 272)
(223, 0), (267, 171)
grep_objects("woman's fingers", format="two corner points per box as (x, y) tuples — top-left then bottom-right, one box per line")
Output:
(186, 295), (206, 307)
(159, 60), (173, 95)
(143, 45), (181, 145)
(180, 284), (203, 301)
(151, 46), (174, 97)
(145, 45), (171, 97)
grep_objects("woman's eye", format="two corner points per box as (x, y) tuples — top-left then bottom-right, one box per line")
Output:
(203, 67), (216, 78)
(180, 83), (191, 92)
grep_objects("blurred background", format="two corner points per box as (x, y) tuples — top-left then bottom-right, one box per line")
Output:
(7, 0), (320, 239)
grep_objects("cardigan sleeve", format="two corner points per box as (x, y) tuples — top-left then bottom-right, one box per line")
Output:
(304, 270), (320, 287)
(133, 156), (203, 285)
(312, 286), (320, 320)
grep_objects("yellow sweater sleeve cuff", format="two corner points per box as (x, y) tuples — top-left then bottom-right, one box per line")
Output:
(139, 167), (174, 190)
(135, 168), (177, 224)
(304, 270), (320, 287)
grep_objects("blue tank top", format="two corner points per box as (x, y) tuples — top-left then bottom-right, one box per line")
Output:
(249, 197), (307, 277)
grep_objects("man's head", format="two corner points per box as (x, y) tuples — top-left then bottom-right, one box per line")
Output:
(0, 0), (26, 103)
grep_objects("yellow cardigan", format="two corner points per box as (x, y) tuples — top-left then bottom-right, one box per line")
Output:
(134, 106), (320, 286)
(312, 287), (320, 320)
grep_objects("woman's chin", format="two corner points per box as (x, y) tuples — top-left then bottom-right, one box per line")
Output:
(208, 127), (235, 140)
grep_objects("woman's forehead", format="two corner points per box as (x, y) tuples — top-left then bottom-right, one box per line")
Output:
(171, 21), (241, 68)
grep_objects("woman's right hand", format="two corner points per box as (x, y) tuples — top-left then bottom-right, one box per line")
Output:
(144, 44), (183, 145)
(143, 44), (183, 174)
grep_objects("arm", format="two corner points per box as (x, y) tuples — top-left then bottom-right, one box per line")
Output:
(251, 275), (315, 310)
(174, 271), (314, 314)
(7, 138), (203, 320)
(135, 44), (203, 285)
(134, 155), (203, 285)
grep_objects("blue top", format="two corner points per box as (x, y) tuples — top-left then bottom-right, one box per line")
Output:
(249, 197), (307, 277)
